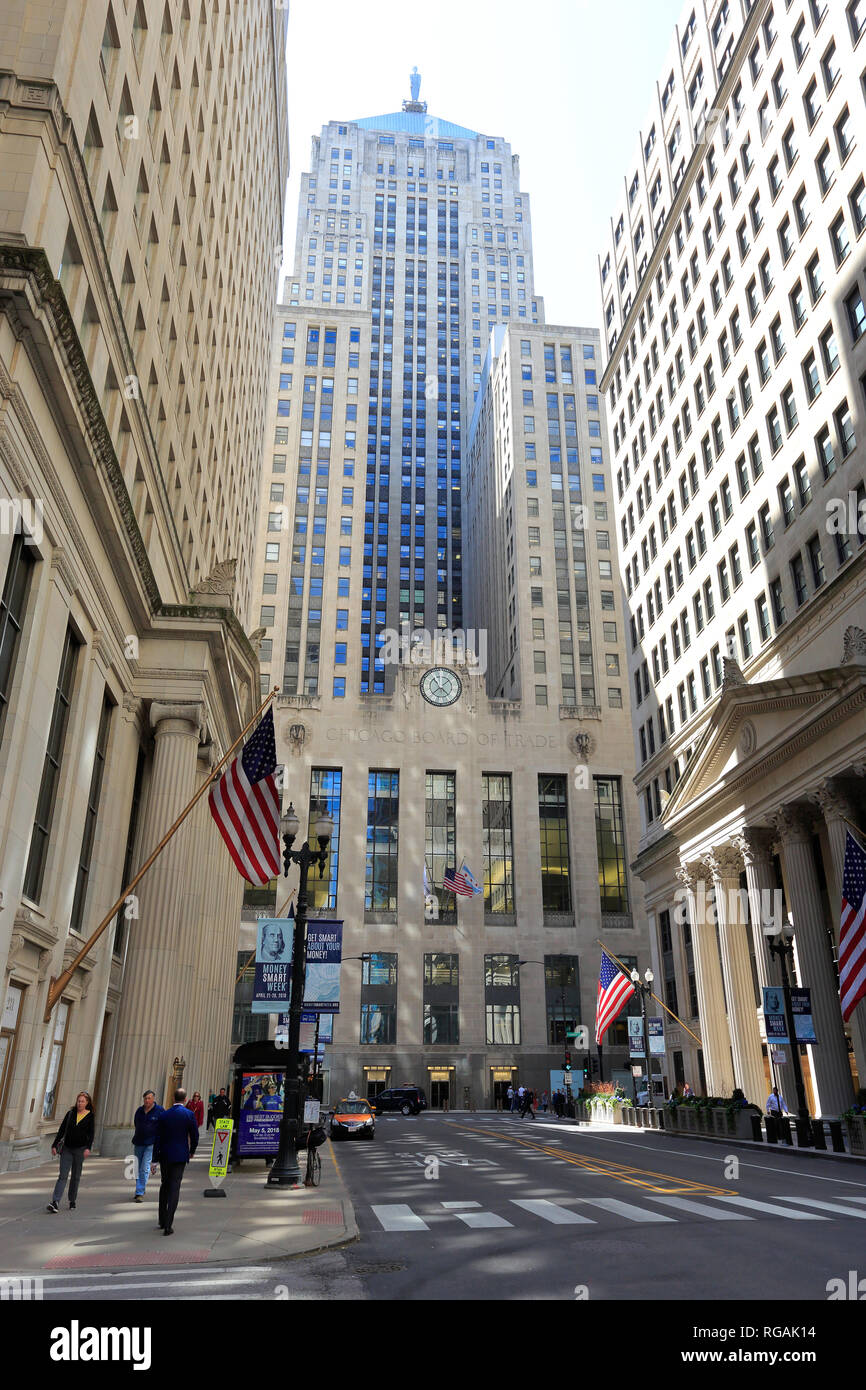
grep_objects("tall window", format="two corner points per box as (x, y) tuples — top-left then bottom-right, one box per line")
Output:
(365, 771), (399, 912)
(424, 952), (459, 1044)
(0, 533), (35, 747)
(42, 1000), (71, 1119)
(360, 952), (397, 1043)
(538, 774), (571, 911)
(24, 626), (79, 903)
(485, 953), (520, 1044)
(308, 768), (342, 910)
(545, 955), (580, 1046)
(425, 771), (456, 920)
(482, 773), (514, 913)
(69, 694), (113, 935)
(594, 776), (629, 913)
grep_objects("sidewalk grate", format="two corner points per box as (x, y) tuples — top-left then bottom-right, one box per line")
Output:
(44, 1249), (211, 1269)
(302, 1208), (344, 1226)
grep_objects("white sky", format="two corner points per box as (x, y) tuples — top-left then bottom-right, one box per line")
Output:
(281, 0), (686, 326)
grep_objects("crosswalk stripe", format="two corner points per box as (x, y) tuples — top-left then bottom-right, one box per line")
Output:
(646, 1195), (753, 1221)
(441, 1201), (481, 1209)
(709, 1195), (828, 1219)
(510, 1199), (595, 1225)
(771, 1195), (866, 1218)
(574, 1197), (676, 1223)
(371, 1204), (430, 1231)
(832, 1195), (866, 1203)
(452, 1210), (513, 1228)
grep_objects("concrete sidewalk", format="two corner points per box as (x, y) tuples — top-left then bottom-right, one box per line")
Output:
(0, 1143), (357, 1274)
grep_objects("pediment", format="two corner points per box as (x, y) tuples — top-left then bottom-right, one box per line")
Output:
(662, 664), (866, 822)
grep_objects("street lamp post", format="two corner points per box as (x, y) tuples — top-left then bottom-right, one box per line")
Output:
(267, 802), (333, 1188)
(765, 926), (811, 1145)
(630, 966), (655, 1103)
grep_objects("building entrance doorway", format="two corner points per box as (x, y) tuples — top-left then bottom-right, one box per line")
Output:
(364, 1067), (389, 1101)
(491, 1067), (516, 1110)
(428, 1067), (453, 1109)
(430, 1080), (450, 1108)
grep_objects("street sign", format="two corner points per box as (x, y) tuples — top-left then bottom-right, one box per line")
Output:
(209, 1119), (233, 1179)
(303, 1098), (321, 1124)
(771, 1049), (786, 1065)
(566, 1025), (590, 1048)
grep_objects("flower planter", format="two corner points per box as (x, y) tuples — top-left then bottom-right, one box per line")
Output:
(845, 1115), (866, 1156)
(588, 1101), (624, 1124)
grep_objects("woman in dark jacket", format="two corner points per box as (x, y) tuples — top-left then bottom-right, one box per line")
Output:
(47, 1092), (95, 1212)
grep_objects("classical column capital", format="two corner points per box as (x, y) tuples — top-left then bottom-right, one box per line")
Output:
(733, 826), (776, 867)
(705, 845), (744, 882)
(770, 803), (813, 844)
(149, 700), (206, 736)
(675, 862), (701, 893)
(811, 778), (857, 825)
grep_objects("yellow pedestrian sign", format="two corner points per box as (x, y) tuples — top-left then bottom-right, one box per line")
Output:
(209, 1120), (233, 1179)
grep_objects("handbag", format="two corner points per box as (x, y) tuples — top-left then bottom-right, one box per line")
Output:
(55, 1109), (72, 1155)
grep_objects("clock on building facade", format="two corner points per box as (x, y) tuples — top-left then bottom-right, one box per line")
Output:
(420, 668), (462, 707)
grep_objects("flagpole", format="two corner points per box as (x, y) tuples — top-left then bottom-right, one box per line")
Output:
(842, 816), (866, 843)
(44, 685), (281, 1021)
(596, 939), (704, 1047)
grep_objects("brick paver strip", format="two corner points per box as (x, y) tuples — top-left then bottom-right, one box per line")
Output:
(43, 1249), (211, 1269)
(302, 1209), (344, 1225)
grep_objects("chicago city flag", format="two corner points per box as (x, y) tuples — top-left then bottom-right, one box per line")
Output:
(208, 705), (281, 885)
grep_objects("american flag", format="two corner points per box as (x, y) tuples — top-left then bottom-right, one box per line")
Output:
(444, 863), (482, 897)
(208, 706), (281, 885)
(840, 830), (866, 1022)
(596, 950), (635, 1045)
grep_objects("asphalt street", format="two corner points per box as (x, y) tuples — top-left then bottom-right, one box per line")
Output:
(25, 1111), (866, 1302)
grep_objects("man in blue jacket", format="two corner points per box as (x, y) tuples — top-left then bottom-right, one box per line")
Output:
(152, 1088), (199, 1235)
(131, 1090), (163, 1202)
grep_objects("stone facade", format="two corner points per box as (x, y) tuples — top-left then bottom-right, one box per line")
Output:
(0, 1), (290, 1168)
(599, 0), (866, 1112)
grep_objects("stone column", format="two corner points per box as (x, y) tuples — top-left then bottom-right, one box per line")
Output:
(772, 804), (854, 1116)
(705, 846), (767, 1106)
(675, 863), (735, 1095)
(102, 701), (205, 1144)
(812, 779), (866, 1091)
(734, 826), (792, 1109)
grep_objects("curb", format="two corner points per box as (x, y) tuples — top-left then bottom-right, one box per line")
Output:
(590, 1123), (866, 1163)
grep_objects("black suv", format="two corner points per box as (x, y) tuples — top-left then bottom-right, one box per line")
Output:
(370, 1086), (428, 1116)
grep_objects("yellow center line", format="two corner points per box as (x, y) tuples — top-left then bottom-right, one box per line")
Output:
(453, 1123), (730, 1197)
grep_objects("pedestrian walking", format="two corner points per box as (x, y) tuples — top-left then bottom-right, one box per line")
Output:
(212, 1087), (232, 1122)
(766, 1086), (789, 1115)
(186, 1091), (205, 1131)
(153, 1088), (199, 1235)
(131, 1089), (163, 1202)
(508, 1085), (516, 1113)
(206, 1092), (216, 1130)
(46, 1092), (94, 1213)
(553, 1089), (565, 1119)
(541, 1090), (549, 1113)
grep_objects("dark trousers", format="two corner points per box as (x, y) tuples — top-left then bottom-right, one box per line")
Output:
(158, 1160), (186, 1229)
(52, 1148), (85, 1204)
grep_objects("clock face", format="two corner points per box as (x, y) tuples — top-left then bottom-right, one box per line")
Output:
(420, 667), (462, 707)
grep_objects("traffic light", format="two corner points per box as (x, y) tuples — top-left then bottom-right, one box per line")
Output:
(563, 1051), (572, 1072)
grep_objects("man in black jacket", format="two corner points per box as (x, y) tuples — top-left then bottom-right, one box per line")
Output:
(47, 1092), (95, 1212)
(211, 1088), (232, 1122)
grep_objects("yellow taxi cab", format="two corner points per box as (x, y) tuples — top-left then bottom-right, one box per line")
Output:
(329, 1097), (376, 1141)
